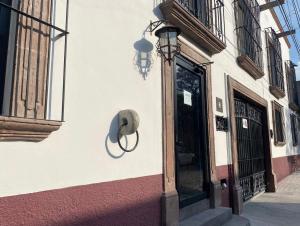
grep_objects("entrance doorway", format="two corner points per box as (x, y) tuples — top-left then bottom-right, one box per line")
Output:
(234, 95), (267, 201)
(227, 77), (276, 214)
(174, 56), (209, 208)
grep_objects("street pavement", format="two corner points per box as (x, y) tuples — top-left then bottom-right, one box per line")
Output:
(242, 171), (300, 226)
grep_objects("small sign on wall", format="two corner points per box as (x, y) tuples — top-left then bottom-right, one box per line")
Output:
(216, 97), (223, 113)
(183, 90), (192, 106)
(216, 116), (228, 132)
(242, 118), (248, 129)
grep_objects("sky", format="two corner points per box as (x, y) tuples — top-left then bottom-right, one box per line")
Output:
(289, 14), (300, 80)
(274, 0), (300, 80)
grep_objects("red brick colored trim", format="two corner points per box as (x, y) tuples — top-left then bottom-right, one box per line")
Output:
(273, 155), (300, 182)
(0, 174), (163, 226)
(216, 164), (233, 208)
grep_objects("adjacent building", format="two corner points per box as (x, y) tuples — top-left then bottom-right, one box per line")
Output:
(0, 0), (299, 225)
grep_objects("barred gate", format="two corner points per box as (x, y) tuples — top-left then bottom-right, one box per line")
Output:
(235, 98), (266, 201)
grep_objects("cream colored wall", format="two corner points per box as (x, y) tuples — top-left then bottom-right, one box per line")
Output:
(0, 0), (163, 197)
(0, 0), (298, 198)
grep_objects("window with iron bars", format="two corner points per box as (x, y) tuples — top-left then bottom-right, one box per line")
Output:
(290, 114), (298, 146)
(235, 0), (263, 78)
(177, 0), (209, 27)
(266, 28), (285, 98)
(159, 0), (226, 54)
(285, 61), (299, 111)
(177, 0), (226, 43)
(0, 0), (68, 141)
(272, 101), (285, 146)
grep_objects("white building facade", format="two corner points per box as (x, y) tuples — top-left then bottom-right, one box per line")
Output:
(0, 0), (299, 225)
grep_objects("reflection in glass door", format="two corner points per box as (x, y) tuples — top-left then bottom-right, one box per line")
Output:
(175, 56), (209, 208)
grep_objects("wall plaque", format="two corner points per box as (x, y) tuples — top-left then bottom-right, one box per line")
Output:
(216, 116), (228, 132)
(216, 97), (223, 113)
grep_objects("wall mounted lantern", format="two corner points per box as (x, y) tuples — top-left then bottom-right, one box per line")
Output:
(147, 20), (181, 64)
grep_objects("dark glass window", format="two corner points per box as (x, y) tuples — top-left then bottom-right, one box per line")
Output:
(273, 101), (285, 145)
(177, 0), (209, 25)
(267, 28), (284, 93)
(286, 61), (299, 107)
(290, 114), (298, 146)
(0, 0), (12, 113)
(275, 109), (284, 142)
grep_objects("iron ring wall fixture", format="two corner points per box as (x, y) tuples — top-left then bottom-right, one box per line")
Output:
(117, 124), (139, 152)
(117, 109), (140, 152)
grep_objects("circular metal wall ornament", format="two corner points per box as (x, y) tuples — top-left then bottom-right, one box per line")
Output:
(117, 109), (140, 152)
(117, 123), (139, 152)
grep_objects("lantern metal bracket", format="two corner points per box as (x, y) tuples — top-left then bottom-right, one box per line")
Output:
(146, 20), (181, 65)
(147, 20), (167, 35)
(276, 30), (296, 38)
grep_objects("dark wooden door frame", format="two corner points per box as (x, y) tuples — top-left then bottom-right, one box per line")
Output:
(161, 40), (220, 226)
(227, 76), (277, 215)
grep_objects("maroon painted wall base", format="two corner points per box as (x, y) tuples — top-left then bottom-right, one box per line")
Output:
(273, 154), (300, 182)
(0, 175), (162, 226)
(216, 164), (233, 208)
(216, 154), (300, 208)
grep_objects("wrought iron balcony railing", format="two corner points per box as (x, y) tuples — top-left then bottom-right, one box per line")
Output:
(177, 0), (226, 43)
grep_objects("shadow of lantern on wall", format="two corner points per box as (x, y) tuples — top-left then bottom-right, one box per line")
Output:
(134, 37), (154, 79)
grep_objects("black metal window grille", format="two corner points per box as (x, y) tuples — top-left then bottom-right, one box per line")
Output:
(290, 114), (298, 146)
(177, 0), (226, 43)
(275, 110), (284, 142)
(272, 101), (285, 144)
(0, 0), (69, 121)
(266, 28), (284, 93)
(235, 0), (263, 70)
(286, 61), (299, 106)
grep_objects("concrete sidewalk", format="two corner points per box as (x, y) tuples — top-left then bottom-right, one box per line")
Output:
(242, 171), (300, 226)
